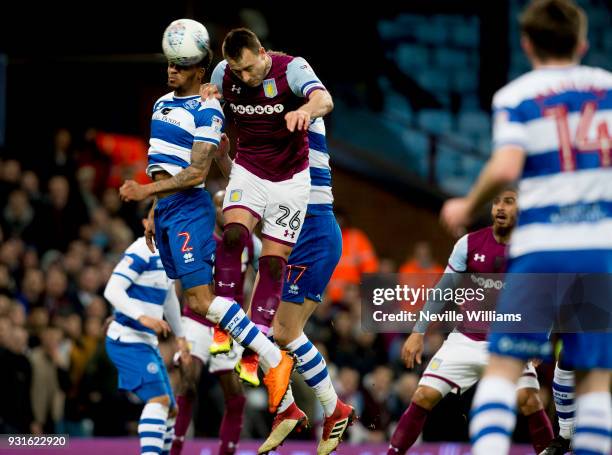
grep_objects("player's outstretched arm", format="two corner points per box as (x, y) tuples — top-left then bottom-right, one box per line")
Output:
(120, 142), (217, 201)
(441, 145), (525, 236)
(285, 90), (334, 132)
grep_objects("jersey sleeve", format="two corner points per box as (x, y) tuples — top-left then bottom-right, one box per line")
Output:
(210, 61), (227, 102)
(446, 234), (468, 273)
(492, 92), (528, 151)
(193, 98), (225, 146)
(112, 240), (149, 283)
(286, 57), (326, 98)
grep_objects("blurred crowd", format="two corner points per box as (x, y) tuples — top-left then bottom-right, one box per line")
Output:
(0, 128), (554, 444)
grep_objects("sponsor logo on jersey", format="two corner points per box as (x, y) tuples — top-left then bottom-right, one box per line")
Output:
(211, 115), (223, 133)
(229, 103), (284, 115)
(229, 189), (242, 202)
(231, 84), (241, 94)
(473, 253), (486, 262)
(161, 107), (173, 115)
(263, 78), (278, 98)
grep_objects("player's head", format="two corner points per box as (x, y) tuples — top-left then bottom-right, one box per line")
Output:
(520, 0), (588, 65)
(491, 187), (518, 234)
(213, 190), (226, 229)
(222, 28), (268, 87)
(167, 49), (213, 91)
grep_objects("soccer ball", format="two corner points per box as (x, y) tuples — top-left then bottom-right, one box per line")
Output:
(162, 19), (210, 66)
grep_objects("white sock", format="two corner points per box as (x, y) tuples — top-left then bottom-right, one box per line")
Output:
(139, 402), (168, 455)
(553, 363), (575, 440)
(207, 296), (281, 369)
(573, 392), (611, 455)
(286, 333), (338, 417)
(470, 376), (517, 455)
(160, 415), (175, 455)
(277, 385), (295, 414)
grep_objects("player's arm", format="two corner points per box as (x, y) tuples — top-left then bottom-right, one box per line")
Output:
(104, 252), (171, 336)
(139, 141), (216, 197)
(285, 57), (333, 132)
(441, 97), (527, 236)
(214, 133), (232, 179)
(402, 235), (468, 369)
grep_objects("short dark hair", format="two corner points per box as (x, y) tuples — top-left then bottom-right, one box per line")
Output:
(520, 0), (587, 61)
(222, 28), (261, 61)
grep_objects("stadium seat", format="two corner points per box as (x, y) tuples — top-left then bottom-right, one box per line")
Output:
(417, 109), (454, 135)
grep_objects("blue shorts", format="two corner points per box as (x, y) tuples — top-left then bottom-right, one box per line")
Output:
(489, 250), (612, 369)
(105, 338), (176, 408)
(154, 188), (216, 290)
(282, 213), (342, 304)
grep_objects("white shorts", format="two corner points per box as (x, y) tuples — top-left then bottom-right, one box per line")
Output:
(223, 163), (310, 246)
(182, 317), (243, 374)
(419, 332), (540, 396)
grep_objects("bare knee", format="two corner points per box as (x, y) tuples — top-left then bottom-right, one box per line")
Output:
(185, 286), (214, 315)
(149, 394), (171, 407)
(411, 386), (442, 411)
(517, 388), (542, 416)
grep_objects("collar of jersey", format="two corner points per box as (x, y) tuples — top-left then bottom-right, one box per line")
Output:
(172, 93), (200, 100)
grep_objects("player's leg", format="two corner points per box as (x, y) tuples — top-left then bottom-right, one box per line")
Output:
(236, 238), (291, 386)
(105, 339), (173, 455)
(516, 365), (554, 454)
(388, 385), (444, 455)
(390, 333), (480, 455)
(470, 335), (536, 455)
(171, 318), (208, 455)
(208, 336), (246, 455)
(217, 372), (246, 455)
(215, 164), (263, 302)
(159, 190), (292, 413)
(563, 333), (612, 455)
(237, 168), (310, 384)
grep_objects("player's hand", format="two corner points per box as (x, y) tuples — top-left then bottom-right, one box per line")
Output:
(402, 333), (425, 369)
(138, 315), (171, 337)
(285, 109), (311, 132)
(528, 358), (542, 368)
(200, 83), (221, 101)
(440, 197), (471, 238)
(119, 180), (150, 202)
(145, 213), (156, 253)
(215, 133), (231, 159)
(175, 337), (192, 367)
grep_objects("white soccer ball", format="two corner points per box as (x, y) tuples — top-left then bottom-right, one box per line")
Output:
(162, 19), (210, 66)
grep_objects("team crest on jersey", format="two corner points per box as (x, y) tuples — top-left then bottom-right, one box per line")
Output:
(429, 358), (442, 370)
(183, 99), (200, 110)
(211, 115), (223, 133)
(263, 78), (278, 98)
(229, 189), (242, 202)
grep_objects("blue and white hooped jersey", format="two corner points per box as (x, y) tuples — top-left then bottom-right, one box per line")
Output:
(108, 237), (174, 346)
(492, 65), (612, 259)
(147, 92), (225, 187)
(307, 117), (334, 215)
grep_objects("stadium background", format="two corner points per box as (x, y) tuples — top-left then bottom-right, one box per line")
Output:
(0, 0), (610, 452)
